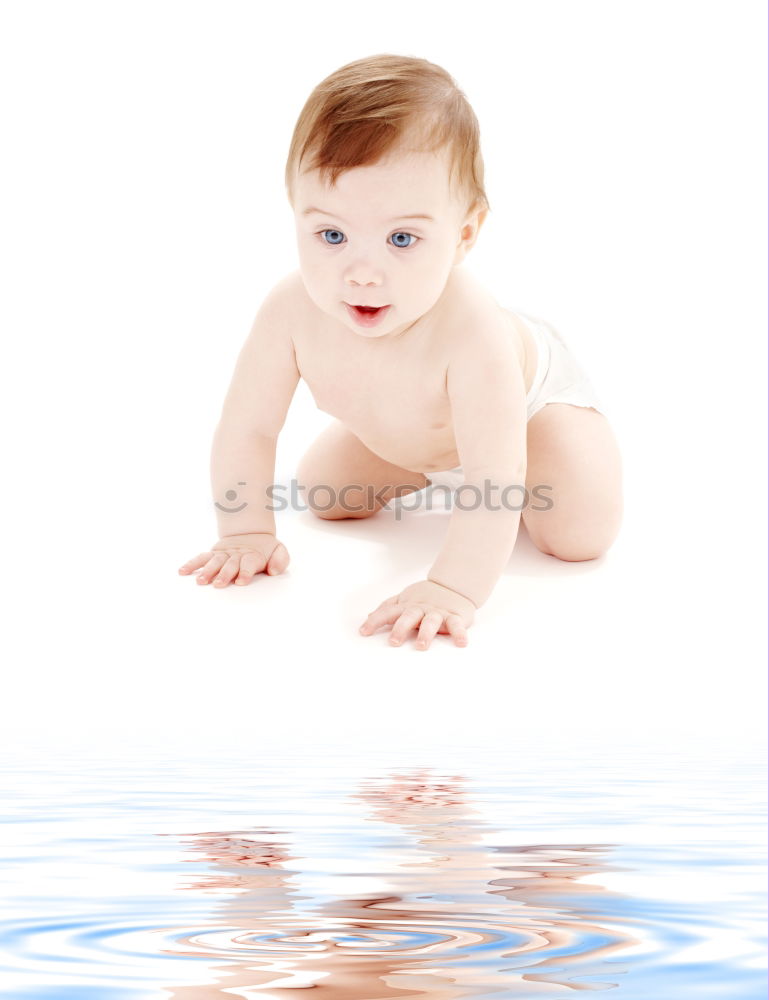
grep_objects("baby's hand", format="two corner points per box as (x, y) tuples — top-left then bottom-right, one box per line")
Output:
(359, 579), (475, 651)
(178, 533), (290, 588)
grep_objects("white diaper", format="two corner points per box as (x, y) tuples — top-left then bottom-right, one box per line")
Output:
(425, 310), (606, 491)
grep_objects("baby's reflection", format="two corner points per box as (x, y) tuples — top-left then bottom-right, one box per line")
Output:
(162, 771), (637, 998)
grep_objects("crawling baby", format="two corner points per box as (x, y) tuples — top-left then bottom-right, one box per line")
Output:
(179, 53), (623, 650)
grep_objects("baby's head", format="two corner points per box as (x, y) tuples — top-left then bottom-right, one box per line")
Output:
(285, 54), (490, 339)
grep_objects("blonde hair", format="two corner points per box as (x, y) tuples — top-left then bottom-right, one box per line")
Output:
(285, 53), (490, 216)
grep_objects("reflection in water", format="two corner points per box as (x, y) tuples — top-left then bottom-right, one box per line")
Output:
(162, 770), (638, 998)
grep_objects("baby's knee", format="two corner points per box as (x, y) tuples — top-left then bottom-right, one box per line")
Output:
(298, 479), (381, 519)
(545, 539), (606, 562)
(528, 508), (621, 562)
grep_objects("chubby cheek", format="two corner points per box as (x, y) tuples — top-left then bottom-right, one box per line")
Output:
(296, 249), (333, 302)
(404, 259), (452, 310)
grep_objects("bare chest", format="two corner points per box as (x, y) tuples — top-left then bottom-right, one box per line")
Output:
(292, 305), (537, 476)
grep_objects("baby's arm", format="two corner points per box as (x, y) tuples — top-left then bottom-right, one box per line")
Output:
(427, 325), (528, 608)
(179, 275), (301, 586)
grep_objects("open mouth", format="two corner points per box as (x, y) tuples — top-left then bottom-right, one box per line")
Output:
(345, 303), (391, 327)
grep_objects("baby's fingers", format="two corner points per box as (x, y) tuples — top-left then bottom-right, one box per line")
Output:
(445, 613), (469, 647)
(235, 544), (290, 584)
(194, 552), (230, 585)
(389, 607), (425, 646)
(234, 551), (266, 585)
(178, 552), (214, 575)
(359, 600), (401, 635)
(415, 611), (445, 650)
(266, 542), (290, 576)
(211, 555), (242, 587)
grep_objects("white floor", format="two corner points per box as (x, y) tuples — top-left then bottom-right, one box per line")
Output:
(4, 403), (765, 760)
(2, 1), (766, 762)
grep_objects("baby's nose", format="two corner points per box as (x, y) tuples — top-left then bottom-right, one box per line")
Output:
(345, 261), (384, 286)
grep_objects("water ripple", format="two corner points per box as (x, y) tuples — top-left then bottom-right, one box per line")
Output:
(0, 748), (764, 999)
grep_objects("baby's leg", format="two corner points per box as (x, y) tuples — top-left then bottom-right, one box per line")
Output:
(296, 420), (429, 519)
(522, 403), (623, 561)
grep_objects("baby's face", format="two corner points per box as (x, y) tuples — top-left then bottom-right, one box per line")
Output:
(292, 146), (477, 340)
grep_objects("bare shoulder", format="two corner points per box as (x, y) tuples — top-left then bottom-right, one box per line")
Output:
(435, 269), (539, 395)
(260, 269), (313, 325)
(251, 270), (325, 366)
(439, 269), (523, 362)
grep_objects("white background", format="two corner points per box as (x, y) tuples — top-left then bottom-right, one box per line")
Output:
(1, 0), (766, 758)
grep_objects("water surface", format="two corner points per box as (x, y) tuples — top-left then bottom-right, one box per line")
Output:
(0, 744), (765, 998)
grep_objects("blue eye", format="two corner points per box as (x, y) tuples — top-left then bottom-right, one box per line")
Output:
(317, 229), (418, 249)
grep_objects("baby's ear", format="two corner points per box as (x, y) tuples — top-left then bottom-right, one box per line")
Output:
(472, 205), (489, 235)
(454, 204), (488, 261)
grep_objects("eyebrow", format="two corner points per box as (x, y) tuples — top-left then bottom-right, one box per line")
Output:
(301, 207), (435, 223)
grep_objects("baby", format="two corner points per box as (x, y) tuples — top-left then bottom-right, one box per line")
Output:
(178, 54), (623, 651)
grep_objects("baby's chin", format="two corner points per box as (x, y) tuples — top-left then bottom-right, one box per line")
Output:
(341, 317), (392, 339)
(349, 327), (392, 339)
